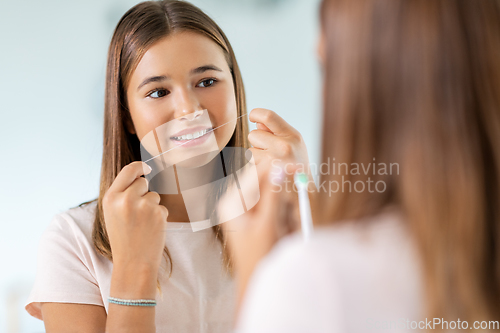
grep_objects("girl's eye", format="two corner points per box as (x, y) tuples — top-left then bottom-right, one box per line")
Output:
(148, 89), (169, 99)
(197, 78), (217, 88)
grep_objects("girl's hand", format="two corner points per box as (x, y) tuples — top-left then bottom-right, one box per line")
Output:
(248, 108), (311, 179)
(219, 160), (300, 313)
(102, 161), (168, 272)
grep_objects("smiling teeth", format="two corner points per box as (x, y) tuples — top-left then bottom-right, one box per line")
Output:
(172, 128), (209, 141)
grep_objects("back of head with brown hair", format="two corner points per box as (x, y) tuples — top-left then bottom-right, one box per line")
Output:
(317, 0), (500, 322)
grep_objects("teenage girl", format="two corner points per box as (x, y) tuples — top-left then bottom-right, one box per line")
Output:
(24, 1), (310, 332)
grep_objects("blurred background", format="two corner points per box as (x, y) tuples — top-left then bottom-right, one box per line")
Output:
(0, 0), (321, 331)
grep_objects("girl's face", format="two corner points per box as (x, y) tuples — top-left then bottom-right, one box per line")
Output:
(125, 31), (237, 166)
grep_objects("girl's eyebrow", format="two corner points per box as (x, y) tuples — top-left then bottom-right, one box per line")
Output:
(136, 65), (222, 91)
(190, 65), (222, 75)
(137, 75), (168, 91)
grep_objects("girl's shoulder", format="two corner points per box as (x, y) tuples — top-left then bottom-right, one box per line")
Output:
(44, 199), (98, 246)
(25, 199), (105, 320)
(267, 206), (415, 267)
(238, 209), (424, 332)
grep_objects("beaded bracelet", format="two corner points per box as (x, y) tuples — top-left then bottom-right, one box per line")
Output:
(108, 296), (157, 307)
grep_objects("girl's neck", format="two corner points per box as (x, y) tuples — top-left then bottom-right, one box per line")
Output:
(160, 194), (190, 222)
(152, 152), (222, 223)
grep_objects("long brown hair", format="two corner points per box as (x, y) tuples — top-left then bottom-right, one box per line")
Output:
(316, 0), (500, 324)
(80, 0), (249, 293)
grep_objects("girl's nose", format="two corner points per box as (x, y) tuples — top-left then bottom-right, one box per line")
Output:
(179, 109), (204, 121)
(173, 87), (202, 120)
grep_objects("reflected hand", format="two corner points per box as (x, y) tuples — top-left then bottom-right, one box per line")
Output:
(247, 108), (312, 180)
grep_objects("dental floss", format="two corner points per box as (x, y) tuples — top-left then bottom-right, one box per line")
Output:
(144, 112), (248, 164)
(294, 172), (313, 241)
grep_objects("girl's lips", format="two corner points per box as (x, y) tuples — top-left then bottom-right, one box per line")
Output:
(169, 127), (214, 148)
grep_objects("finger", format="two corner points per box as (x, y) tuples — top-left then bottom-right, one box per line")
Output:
(248, 129), (276, 150)
(126, 176), (149, 197)
(109, 161), (152, 193)
(249, 130), (294, 159)
(249, 108), (298, 137)
(256, 122), (272, 133)
(143, 190), (161, 205)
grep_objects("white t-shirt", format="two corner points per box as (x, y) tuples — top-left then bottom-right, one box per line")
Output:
(25, 200), (236, 333)
(235, 209), (424, 333)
